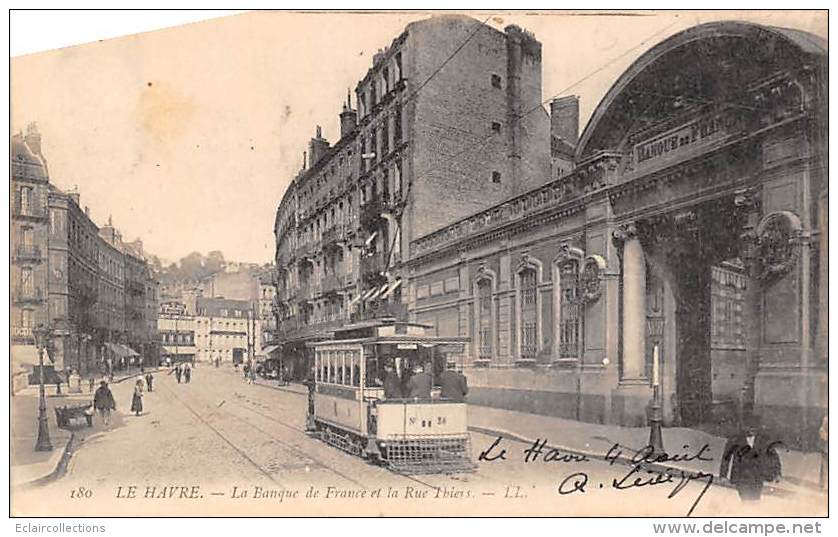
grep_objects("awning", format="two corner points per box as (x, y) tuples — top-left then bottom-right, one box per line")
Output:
(381, 279), (402, 299)
(124, 345), (140, 357)
(362, 288), (378, 301)
(348, 293), (362, 308)
(105, 343), (127, 357)
(261, 344), (280, 355)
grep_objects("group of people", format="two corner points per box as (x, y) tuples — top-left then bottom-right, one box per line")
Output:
(170, 362), (193, 384)
(90, 371), (156, 426)
(380, 360), (468, 402)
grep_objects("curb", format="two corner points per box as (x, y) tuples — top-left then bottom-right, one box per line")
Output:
(250, 379), (308, 397)
(467, 424), (821, 500)
(13, 431), (76, 489)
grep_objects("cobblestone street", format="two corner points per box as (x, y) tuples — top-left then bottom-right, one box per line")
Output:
(12, 367), (824, 517)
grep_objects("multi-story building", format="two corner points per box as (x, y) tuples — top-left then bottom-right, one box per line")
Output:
(405, 21), (827, 449)
(158, 302), (196, 364)
(47, 188), (101, 374)
(193, 297), (260, 365)
(11, 124), (51, 385)
(11, 125), (159, 381)
(274, 15), (553, 377)
(256, 267), (277, 349)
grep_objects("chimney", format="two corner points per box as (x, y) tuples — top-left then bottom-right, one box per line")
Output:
(24, 122), (42, 157)
(69, 191), (81, 206)
(84, 206), (90, 217)
(339, 90), (357, 139)
(308, 125), (330, 167)
(550, 96), (579, 145)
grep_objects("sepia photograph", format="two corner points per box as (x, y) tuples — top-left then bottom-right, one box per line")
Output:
(7, 8), (829, 520)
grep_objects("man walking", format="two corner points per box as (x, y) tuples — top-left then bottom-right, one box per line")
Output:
(175, 363), (182, 384)
(184, 363), (192, 384)
(439, 361), (468, 403)
(145, 372), (154, 392)
(93, 380), (116, 426)
(720, 419), (783, 501)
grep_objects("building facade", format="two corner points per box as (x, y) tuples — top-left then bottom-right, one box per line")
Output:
(11, 125), (51, 383)
(192, 297), (261, 365)
(405, 22), (827, 448)
(274, 15), (553, 377)
(11, 125), (159, 380)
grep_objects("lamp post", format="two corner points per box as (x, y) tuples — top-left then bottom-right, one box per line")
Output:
(33, 323), (53, 452)
(648, 343), (666, 456)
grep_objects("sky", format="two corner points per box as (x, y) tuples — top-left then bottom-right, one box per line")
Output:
(10, 10), (826, 265)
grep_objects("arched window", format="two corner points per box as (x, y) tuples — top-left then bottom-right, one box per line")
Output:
(519, 268), (538, 360)
(558, 260), (581, 359)
(477, 279), (493, 360)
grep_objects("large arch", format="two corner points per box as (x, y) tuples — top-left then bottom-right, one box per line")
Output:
(576, 21), (826, 162)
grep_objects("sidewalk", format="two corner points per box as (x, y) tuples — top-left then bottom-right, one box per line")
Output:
(466, 405), (826, 499)
(10, 368), (151, 488)
(228, 371), (825, 498)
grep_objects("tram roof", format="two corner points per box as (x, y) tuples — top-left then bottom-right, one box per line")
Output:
(308, 334), (470, 348)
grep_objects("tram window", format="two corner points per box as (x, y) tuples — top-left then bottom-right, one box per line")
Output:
(365, 356), (378, 387)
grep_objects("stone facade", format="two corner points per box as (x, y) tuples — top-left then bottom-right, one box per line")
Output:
(10, 125), (51, 382)
(10, 125), (159, 379)
(405, 21), (827, 449)
(274, 15), (554, 379)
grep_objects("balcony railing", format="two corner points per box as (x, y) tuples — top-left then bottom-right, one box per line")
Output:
(351, 301), (408, 323)
(15, 244), (42, 261)
(361, 251), (387, 286)
(15, 287), (44, 303)
(322, 225), (346, 250)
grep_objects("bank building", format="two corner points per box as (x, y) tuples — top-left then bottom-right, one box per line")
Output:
(274, 17), (827, 448)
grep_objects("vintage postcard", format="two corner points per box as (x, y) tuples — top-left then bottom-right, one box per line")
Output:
(9, 9), (828, 517)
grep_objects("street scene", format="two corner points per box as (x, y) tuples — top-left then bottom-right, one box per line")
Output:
(9, 10), (828, 518)
(11, 365), (826, 516)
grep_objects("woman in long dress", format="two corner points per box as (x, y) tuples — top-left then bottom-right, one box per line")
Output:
(131, 379), (144, 416)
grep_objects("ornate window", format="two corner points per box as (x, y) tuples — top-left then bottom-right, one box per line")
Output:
(477, 279), (493, 360)
(558, 260), (581, 359)
(519, 268), (538, 360)
(710, 261), (747, 350)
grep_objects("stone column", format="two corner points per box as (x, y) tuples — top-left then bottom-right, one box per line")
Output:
(617, 224), (646, 381)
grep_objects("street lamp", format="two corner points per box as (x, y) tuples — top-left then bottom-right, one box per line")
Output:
(648, 343), (666, 456)
(33, 323), (53, 452)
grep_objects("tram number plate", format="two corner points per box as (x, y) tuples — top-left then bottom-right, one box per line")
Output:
(397, 344), (418, 349)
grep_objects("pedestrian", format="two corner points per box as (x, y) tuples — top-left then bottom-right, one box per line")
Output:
(93, 380), (116, 426)
(145, 372), (154, 392)
(175, 364), (182, 384)
(88, 376), (95, 393)
(818, 415), (828, 489)
(439, 361), (469, 402)
(406, 364), (432, 399)
(131, 379), (144, 416)
(184, 363), (192, 384)
(382, 363), (403, 399)
(719, 419), (783, 501)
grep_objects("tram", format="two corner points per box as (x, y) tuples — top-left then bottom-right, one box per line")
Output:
(307, 320), (473, 474)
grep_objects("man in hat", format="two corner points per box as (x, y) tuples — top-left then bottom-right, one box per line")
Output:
(439, 361), (468, 403)
(719, 418), (783, 501)
(382, 362), (403, 399)
(406, 364), (432, 399)
(93, 380), (116, 426)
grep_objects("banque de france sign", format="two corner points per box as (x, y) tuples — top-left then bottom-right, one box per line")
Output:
(633, 109), (744, 168)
